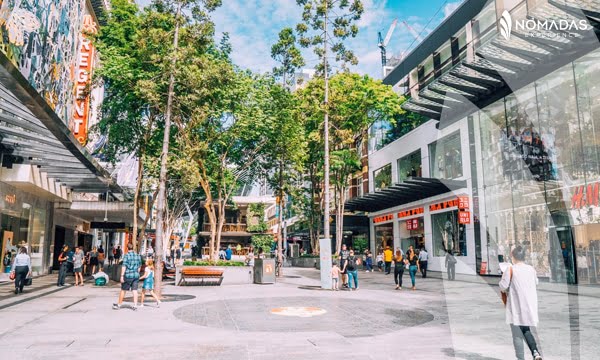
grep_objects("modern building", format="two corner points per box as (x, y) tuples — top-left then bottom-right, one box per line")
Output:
(0, 1), (141, 278)
(350, 0), (600, 284)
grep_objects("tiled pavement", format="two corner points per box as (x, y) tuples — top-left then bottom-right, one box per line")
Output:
(0, 267), (597, 360)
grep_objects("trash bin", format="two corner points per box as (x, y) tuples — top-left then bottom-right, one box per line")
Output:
(254, 258), (276, 284)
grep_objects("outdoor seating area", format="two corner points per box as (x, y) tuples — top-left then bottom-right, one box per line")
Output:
(178, 267), (224, 286)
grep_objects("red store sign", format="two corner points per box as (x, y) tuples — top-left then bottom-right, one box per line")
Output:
(571, 183), (599, 209)
(406, 218), (420, 230)
(459, 211), (471, 224)
(398, 207), (424, 218)
(429, 199), (459, 212)
(373, 214), (394, 223)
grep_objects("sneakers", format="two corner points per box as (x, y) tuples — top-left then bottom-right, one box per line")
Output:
(533, 351), (542, 360)
(395, 285), (399, 290)
(140, 304), (144, 308)
(112, 303), (120, 310)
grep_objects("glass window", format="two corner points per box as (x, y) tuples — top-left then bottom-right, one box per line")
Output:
(397, 150), (422, 183)
(535, 63), (583, 187)
(472, 2), (497, 48)
(429, 131), (463, 180)
(431, 210), (467, 257)
(373, 164), (392, 191)
(374, 223), (393, 252)
(29, 207), (46, 275)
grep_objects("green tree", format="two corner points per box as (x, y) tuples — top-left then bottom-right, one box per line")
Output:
(297, 73), (403, 254)
(173, 72), (281, 262)
(96, 0), (221, 294)
(271, 27), (305, 88)
(295, 0), (363, 250)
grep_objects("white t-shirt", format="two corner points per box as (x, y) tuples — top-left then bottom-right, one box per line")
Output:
(499, 263), (539, 326)
(419, 251), (429, 261)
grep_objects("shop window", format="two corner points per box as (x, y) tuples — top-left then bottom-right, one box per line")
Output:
(432, 210), (467, 257)
(373, 164), (392, 191)
(397, 150), (422, 183)
(374, 223), (393, 252)
(429, 131), (463, 180)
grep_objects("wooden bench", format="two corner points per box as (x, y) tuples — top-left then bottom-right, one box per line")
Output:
(178, 267), (224, 286)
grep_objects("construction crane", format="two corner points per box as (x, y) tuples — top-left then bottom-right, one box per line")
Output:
(377, 19), (397, 67)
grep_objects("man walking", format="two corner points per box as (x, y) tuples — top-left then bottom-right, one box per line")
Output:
(419, 247), (429, 278)
(383, 246), (393, 275)
(113, 243), (142, 310)
(339, 244), (350, 287)
(56, 245), (69, 287)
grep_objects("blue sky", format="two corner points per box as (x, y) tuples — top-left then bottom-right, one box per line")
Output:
(136, 0), (464, 79)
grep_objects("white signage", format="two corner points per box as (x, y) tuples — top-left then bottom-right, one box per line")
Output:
(319, 237), (332, 290)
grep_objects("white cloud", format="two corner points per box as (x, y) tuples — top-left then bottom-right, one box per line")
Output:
(443, 1), (462, 19)
(357, 0), (388, 28)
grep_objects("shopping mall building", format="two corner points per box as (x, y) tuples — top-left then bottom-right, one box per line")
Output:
(348, 0), (600, 284)
(0, 1), (140, 278)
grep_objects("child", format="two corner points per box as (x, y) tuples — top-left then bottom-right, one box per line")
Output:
(331, 262), (340, 291)
(376, 251), (384, 272)
(139, 259), (161, 307)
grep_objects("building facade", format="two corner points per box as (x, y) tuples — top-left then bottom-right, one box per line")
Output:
(0, 1), (123, 278)
(378, 0), (600, 283)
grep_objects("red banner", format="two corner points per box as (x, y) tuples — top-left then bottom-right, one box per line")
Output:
(459, 211), (471, 224)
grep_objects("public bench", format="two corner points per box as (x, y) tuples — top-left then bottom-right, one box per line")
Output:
(178, 267), (224, 286)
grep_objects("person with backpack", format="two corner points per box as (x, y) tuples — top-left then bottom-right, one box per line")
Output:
(500, 246), (542, 360)
(344, 250), (360, 291)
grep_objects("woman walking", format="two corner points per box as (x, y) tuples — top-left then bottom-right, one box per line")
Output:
(12, 247), (31, 294)
(500, 246), (542, 360)
(345, 250), (359, 291)
(73, 247), (84, 286)
(407, 249), (420, 290)
(89, 247), (99, 275)
(393, 250), (405, 290)
(365, 250), (373, 272)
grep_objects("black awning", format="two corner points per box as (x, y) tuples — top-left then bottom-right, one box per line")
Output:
(345, 177), (467, 213)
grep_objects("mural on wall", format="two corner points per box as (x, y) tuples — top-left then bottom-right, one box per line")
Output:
(0, 0), (87, 124)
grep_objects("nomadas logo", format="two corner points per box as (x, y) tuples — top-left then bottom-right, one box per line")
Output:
(499, 9), (591, 40)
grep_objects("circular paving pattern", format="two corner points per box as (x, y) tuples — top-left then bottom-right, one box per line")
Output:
(125, 294), (196, 303)
(270, 306), (327, 317)
(173, 296), (434, 337)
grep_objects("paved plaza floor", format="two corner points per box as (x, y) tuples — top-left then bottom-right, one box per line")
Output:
(0, 268), (598, 360)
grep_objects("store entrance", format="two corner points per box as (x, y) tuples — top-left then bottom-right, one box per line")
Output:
(399, 217), (424, 252)
(549, 225), (576, 284)
(374, 223), (393, 253)
(52, 226), (66, 270)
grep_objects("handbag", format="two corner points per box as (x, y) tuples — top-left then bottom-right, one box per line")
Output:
(9, 271), (15, 280)
(501, 266), (513, 306)
(24, 277), (33, 286)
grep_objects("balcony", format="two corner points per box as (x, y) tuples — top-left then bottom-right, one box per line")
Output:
(202, 223), (248, 233)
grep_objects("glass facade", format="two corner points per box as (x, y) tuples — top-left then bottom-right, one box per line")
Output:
(429, 131), (463, 180)
(432, 210), (467, 257)
(373, 164), (392, 191)
(477, 49), (600, 283)
(374, 223), (393, 252)
(397, 150), (422, 182)
(0, 183), (50, 275)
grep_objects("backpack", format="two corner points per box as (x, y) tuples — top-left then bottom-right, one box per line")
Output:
(346, 257), (356, 271)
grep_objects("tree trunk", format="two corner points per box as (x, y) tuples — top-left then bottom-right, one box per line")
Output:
(276, 161), (284, 276)
(132, 156), (143, 251)
(153, 0), (181, 296)
(215, 200), (226, 260)
(336, 186), (346, 255)
(205, 202), (217, 262)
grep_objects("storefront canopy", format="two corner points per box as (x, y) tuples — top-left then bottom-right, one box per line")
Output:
(398, 0), (600, 128)
(0, 51), (118, 193)
(345, 177), (467, 213)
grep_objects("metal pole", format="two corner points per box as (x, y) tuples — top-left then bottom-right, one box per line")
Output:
(323, 0), (330, 243)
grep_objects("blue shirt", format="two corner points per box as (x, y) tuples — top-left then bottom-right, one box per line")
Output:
(225, 248), (232, 260)
(122, 251), (141, 279)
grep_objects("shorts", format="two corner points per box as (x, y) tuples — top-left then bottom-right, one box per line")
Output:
(90, 257), (99, 266)
(73, 267), (82, 273)
(340, 260), (348, 274)
(121, 277), (139, 291)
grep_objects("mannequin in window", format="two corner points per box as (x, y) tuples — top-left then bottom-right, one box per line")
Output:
(437, 155), (444, 178)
